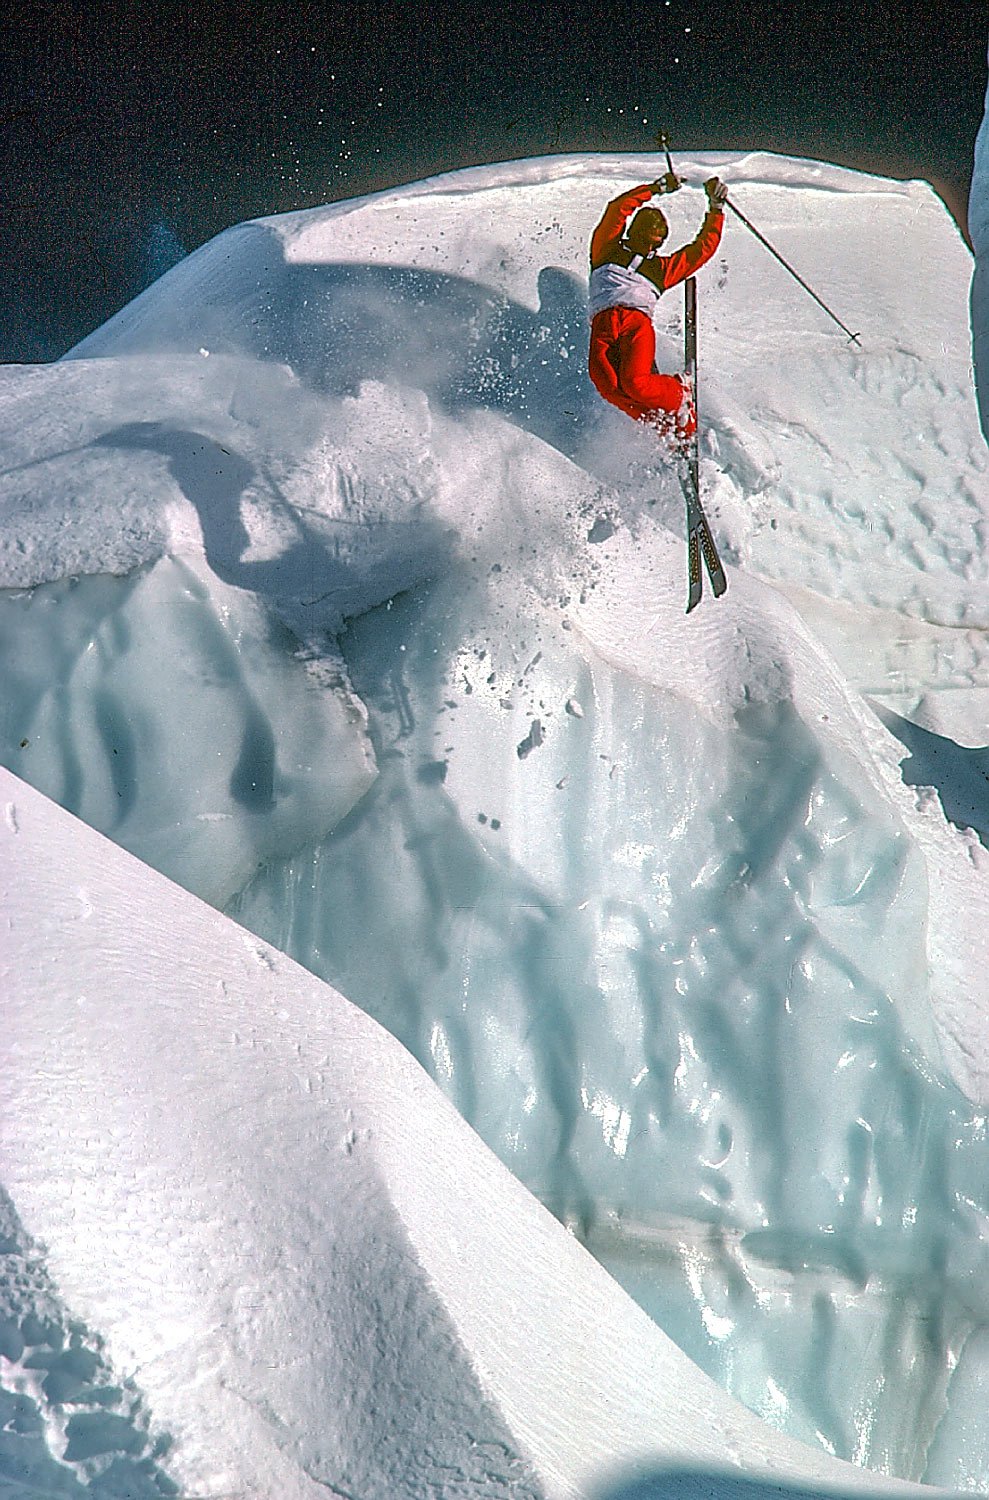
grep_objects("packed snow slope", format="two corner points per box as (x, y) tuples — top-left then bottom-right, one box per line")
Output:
(2, 765), (956, 1500)
(2, 151), (989, 1490)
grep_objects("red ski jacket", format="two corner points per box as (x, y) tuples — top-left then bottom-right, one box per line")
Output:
(590, 184), (724, 295)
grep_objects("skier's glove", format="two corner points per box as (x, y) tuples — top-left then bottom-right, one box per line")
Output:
(704, 176), (729, 207)
(650, 172), (682, 195)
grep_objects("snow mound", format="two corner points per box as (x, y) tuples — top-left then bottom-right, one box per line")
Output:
(0, 766), (951, 1500)
(53, 149), (989, 716)
(2, 150), (989, 1491)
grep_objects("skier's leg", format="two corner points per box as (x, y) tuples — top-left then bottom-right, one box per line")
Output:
(616, 312), (689, 412)
(588, 318), (624, 405)
(588, 310), (649, 419)
(589, 309), (695, 435)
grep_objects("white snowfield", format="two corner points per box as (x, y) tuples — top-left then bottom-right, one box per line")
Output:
(2, 146), (989, 1498)
(0, 767), (945, 1500)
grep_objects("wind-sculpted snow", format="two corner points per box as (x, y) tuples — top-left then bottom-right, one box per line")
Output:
(0, 555), (374, 907)
(228, 546), (989, 1480)
(0, 768), (956, 1500)
(2, 152), (989, 1493)
(0, 1190), (176, 1500)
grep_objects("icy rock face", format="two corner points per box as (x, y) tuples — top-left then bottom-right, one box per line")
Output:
(228, 556), (989, 1482)
(1, 557), (374, 908)
(972, 41), (989, 444)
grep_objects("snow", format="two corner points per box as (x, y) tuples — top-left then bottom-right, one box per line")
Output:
(1, 147), (988, 1497)
(0, 770), (953, 1500)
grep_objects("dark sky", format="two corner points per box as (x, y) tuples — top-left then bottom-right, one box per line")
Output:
(4, 0), (987, 364)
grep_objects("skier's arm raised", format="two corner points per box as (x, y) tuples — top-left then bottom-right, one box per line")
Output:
(641, 177), (727, 293)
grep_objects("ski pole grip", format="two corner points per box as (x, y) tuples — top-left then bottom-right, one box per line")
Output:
(657, 129), (676, 180)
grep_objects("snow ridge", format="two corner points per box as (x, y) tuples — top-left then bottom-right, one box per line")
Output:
(0, 769), (949, 1500)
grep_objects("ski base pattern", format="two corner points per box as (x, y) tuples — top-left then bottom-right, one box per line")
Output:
(682, 464), (728, 613)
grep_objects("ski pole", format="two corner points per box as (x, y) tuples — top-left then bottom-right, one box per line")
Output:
(658, 130), (676, 182)
(0, 440), (93, 479)
(722, 196), (861, 345)
(655, 129), (860, 346)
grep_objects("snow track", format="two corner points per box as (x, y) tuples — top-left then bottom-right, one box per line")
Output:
(0, 1191), (175, 1500)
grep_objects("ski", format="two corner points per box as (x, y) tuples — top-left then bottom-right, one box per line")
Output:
(684, 479), (726, 611)
(682, 276), (727, 613)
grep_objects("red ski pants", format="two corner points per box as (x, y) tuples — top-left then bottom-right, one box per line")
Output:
(588, 306), (695, 438)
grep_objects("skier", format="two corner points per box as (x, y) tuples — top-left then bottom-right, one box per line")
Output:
(588, 172), (728, 444)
